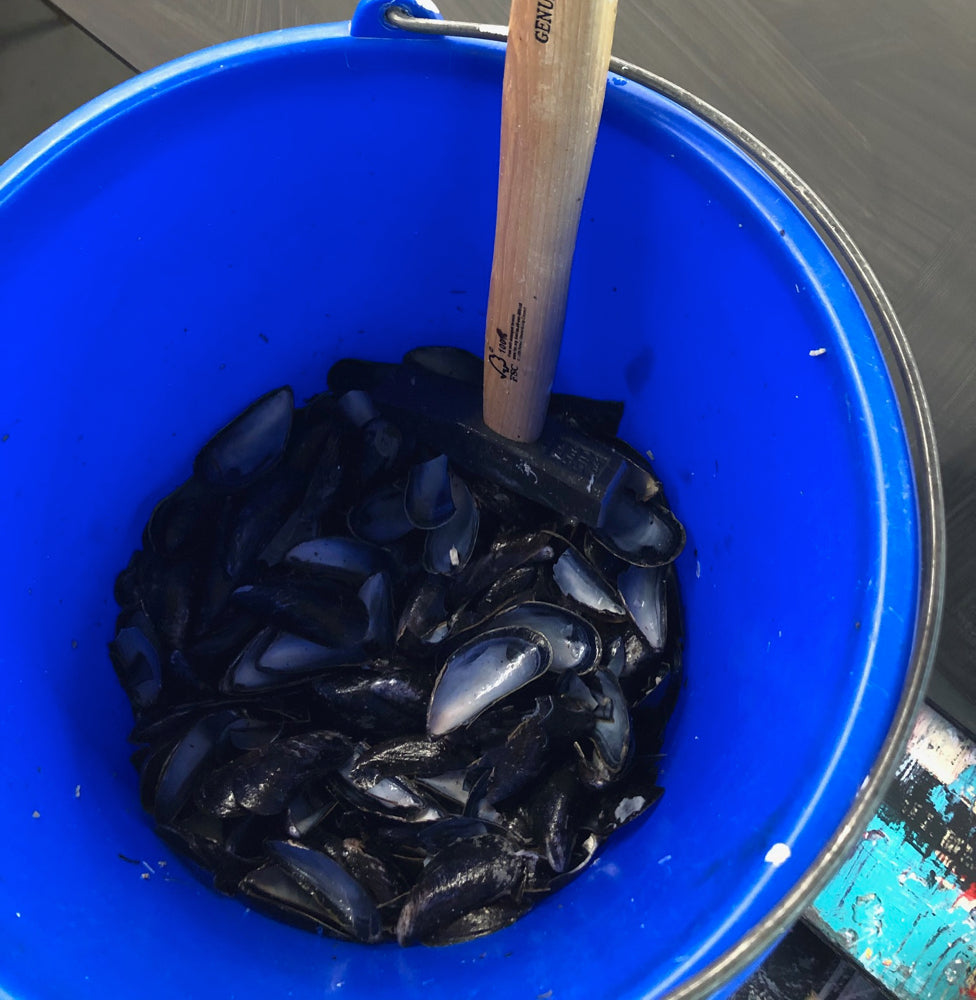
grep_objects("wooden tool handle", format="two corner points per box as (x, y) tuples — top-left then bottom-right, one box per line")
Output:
(483, 0), (618, 442)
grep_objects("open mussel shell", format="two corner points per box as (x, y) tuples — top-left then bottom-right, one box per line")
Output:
(551, 545), (626, 617)
(151, 709), (240, 825)
(427, 626), (553, 737)
(284, 536), (394, 588)
(422, 473), (480, 575)
(231, 571), (369, 649)
(580, 668), (634, 784)
(347, 483), (415, 546)
(489, 601), (601, 674)
(591, 488), (685, 567)
(110, 610), (163, 711)
(194, 386), (294, 490)
(239, 862), (354, 937)
(336, 389), (379, 429)
(618, 563), (670, 653)
(396, 573), (450, 646)
(405, 454), (456, 529)
(220, 627), (364, 694)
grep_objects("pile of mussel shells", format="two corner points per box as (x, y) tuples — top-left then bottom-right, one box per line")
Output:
(111, 347), (685, 946)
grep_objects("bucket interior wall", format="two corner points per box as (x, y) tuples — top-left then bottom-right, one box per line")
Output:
(0, 24), (919, 1000)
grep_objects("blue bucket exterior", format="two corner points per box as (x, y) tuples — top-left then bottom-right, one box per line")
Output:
(0, 12), (921, 1000)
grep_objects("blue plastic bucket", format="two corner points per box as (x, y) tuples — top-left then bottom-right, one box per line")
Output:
(0, 3), (943, 998)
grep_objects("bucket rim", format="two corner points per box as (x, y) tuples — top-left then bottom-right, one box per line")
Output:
(0, 8), (946, 999)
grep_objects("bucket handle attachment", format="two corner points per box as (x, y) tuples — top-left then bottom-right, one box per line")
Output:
(350, 0), (442, 38)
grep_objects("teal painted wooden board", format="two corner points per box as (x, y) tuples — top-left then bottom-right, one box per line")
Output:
(811, 704), (976, 999)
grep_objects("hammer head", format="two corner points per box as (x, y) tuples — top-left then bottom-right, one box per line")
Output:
(328, 353), (660, 530)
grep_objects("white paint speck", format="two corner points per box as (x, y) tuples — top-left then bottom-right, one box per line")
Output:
(449, 546), (460, 568)
(658, 855), (672, 865)
(31, 810), (40, 819)
(809, 347), (827, 357)
(75, 784), (81, 798)
(517, 461), (538, 484)
(765, 842), (792, 866)
(794, 283), (800, 293)
(15, 912), (21, 918)
(586, 474), (595, 493)
(695, 558), (701, 579)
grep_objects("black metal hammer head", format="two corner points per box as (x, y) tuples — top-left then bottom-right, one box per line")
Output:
(327, 353), (660, 529)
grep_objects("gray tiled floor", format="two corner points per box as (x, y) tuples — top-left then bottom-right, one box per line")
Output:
(0, 0), (131, 165)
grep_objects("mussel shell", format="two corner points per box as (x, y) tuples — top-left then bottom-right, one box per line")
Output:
(217, 474), (303, 580)
(422, 473), (480, 575)
(285, 536), (393, 588)
(477, 698), (553, 806)
(525, 765), (579, 874)
(285, 783), (336, 840)
(239, 862), (356, 939)
(336, 389), (379, 429)
(268, 839), (384, 943)
(347, 483), (415, 546)
(450, 529), (556, 610)
(358, 571), (395, 654)
(580, 757), (664, 839)
(231, 574), (368, 649)
(221, 627), (365, 694)
(490, 601), (601, 674)
(331, 770), (445, 824)
(144, 479), (222, 562)
(153, 709), (239, 824)
(231, 731), (353, 816)
(405, 454), (456, 529)
(109, 611), (163, 711)
(396, 573), (449, 645)
(313, 664), (432, 736)
(194, 386), (294, 490)
(427, 626), (553, 737)
(394, 834), (529, 946)
(574, 668), (633, 790)
(592, 489), (685, 567)
(422, 898), (530, 946)
(349, 736), (472, 785)
(618, 563), (669, 653)
(360, 417), (405, 485)
(402, 345), (483, 385)
(313, 834), (409, 906)
(551, 546), (626, 617)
